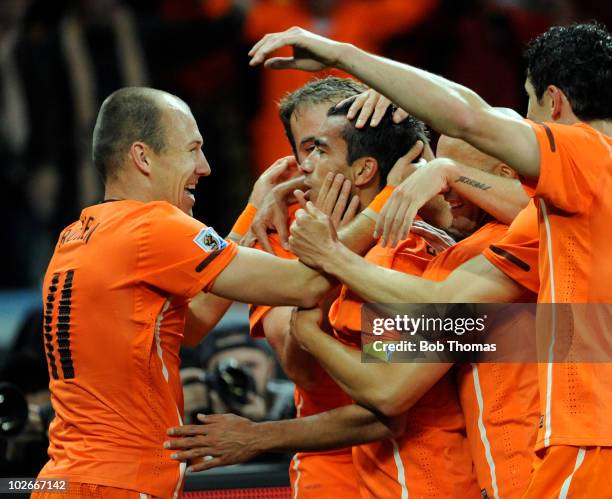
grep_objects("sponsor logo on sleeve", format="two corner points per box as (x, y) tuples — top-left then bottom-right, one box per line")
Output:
(193, 227), (228, 253)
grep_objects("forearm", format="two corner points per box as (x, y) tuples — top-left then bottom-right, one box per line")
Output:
(338, 212), (377, 256)
(296, 323), (387, 411)
(262, 308), (325, 390)
(321, 242), (438, 303)
(250, 404), (397, 453)
(444, 161), (529, 224)
(338, 45), (488, 140)
(184, 293), (233, 346)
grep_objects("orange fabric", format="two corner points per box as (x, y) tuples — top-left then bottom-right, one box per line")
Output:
(482, 200), (540, 295)
(330, 232), (480, 497)
(523, 446), (612, 498)
(367, 185), (395, 214)
(527, 121), (612, 452)
(246, 202), (358, 496)
(230, 203), (257, 237)
(424, 221), (540, 499)
(289, 450), (360, 498)
(242, 0), (439, 174)
(38, 200), (237, 498)
(423, 221), (508, 281)
(328, 233), (435, 347)
(31, 482), (163, 499)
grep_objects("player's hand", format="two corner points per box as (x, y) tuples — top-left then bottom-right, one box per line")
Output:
(376, 158), (454, 248)
(289, 202), (339, 269)
(337, 89), (410, 128)
(242, 176), (306, 253)
(249, 156), (299, 208)
(166, 413), (260, 472)
(297, 172), (360, 229)
(385, 141), (426, 187)
(249, 26), (346, 72)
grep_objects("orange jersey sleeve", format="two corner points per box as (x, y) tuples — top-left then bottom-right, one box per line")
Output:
(423, 221), (508, 281)
(529, 121), (610, 214)
(482, 200), (540, 295)
(135, 202), (237, 297)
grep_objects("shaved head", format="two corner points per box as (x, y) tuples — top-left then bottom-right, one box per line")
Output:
(92, 87), (190, 182)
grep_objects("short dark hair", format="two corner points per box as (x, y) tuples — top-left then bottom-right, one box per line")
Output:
(524, 22), (612, 121)
(328, 98), (428, 187)
(279, 77), (368, 156)
(92, 87), (169, 182)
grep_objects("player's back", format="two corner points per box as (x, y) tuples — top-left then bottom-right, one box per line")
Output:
(39, 200), (235, 498)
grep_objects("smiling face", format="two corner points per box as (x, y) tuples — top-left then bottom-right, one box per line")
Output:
(300, 114), (355, 198)
(148, 96), (211, 215)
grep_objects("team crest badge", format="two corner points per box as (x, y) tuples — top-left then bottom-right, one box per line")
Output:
(193, 227), (227, 252)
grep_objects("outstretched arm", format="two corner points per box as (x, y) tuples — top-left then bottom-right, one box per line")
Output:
(248, 27), (540, 178)
(166, 404), (403, 471)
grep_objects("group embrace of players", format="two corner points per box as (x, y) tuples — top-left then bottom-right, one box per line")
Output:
(33, 19), (611, 499)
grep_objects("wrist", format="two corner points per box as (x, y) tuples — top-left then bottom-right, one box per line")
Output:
(250, 421), (271, 453)
(321, 241), (350, 276)
(229, 203), (257, 240)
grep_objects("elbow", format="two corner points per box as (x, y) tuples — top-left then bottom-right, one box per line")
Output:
(361, 385), (412, 418)
(444, 92), (486, 141)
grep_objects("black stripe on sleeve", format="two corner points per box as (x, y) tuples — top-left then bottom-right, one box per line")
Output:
(488, 245), (531, 272)
(541, 123), (556, 152)
(195, 251), (222, 273)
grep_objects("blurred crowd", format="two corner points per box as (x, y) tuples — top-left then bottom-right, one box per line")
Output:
(2, 0), (609, 289)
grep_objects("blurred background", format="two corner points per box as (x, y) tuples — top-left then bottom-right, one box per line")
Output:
(0, 0), (609, 496)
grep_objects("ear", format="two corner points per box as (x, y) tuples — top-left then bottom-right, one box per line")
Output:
(352, 157), (379, 188)
(546, 85), (564, 121)
(492, 163), (518, 179)
(130, 142), (152, 175)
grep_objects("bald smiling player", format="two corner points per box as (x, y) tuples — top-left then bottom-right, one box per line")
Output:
(32, 87), (357, 499)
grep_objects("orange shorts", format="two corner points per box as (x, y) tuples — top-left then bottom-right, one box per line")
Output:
(31, 483), (162, 499)
(289, 450), (360, 498)
(523, 446), (612, 498)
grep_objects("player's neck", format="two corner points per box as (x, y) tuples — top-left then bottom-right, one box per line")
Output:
(104, 180), (153, 204)
(358, 183), (379, 210)
(586, 119), (612, 138)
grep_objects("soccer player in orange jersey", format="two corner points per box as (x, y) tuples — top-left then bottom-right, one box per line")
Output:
(31, 87), (362, 499)
(248, 77), (367, 499)
(249, 21), (612, 496)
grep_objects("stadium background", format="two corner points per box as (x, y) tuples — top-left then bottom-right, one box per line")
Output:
(0, 0), (609, 496)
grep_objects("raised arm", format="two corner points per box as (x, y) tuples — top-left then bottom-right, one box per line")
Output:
(248, 27), (541, 178)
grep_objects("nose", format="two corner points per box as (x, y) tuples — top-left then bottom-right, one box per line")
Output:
(196, 153), (211, 177)
(299, 155), (314, 174)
